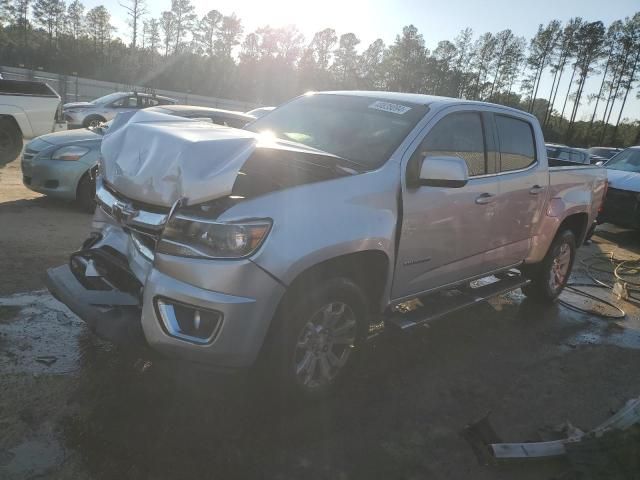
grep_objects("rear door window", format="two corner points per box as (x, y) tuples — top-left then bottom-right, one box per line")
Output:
(414, 112), (488, 176)
(495, 115), (536, 172)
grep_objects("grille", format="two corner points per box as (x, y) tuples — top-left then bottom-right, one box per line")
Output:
(96, 182), (168, 260)
(601, 188), (640, 227)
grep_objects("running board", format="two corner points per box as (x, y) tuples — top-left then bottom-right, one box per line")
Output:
(385, 273), (530, 331)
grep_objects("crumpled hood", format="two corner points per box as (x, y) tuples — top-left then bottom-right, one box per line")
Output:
(606, 168), (640, 193)
(100, 110), (351, 207)
(63, 101), (94, 109)
(35, 127), (100, 146)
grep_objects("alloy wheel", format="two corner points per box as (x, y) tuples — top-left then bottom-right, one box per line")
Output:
(293, 301), (357, 390)
(549, 242), (571, 292)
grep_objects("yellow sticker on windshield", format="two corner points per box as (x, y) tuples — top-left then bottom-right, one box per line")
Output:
(368, 101), (412, 115)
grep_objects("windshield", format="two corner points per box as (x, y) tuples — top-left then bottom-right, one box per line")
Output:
(91, 93), (126, 105)
(605, 149), (640, 172)
(246, 94), (428, 169)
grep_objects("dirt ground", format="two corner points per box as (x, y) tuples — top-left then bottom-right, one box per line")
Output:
(2, 154), (640, 479)
(0, 158), (91, 294)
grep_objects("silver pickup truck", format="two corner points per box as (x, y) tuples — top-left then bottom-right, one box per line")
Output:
(46, 92), (607, 397)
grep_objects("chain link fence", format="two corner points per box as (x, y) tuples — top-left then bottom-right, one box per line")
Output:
(0, 65), (261, 112)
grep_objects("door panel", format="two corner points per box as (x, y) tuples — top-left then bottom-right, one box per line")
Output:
(490, 114), (547, 270)
(392, 110), (498, 300)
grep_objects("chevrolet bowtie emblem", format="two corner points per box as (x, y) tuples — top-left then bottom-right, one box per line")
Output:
(111, 200), (139, 224)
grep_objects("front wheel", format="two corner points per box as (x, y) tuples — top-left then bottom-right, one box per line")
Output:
(264, 277), (368, 399)
(0, 117), (23, 166)
(521, 229), (576, 302)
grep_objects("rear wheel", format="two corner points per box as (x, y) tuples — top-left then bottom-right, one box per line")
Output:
(521, 229), (576, 302)
(76, 172), (96, 213)
(83, 115), (106, 129)
(264, 277), (368, 399)
(0, 117), (22, 166)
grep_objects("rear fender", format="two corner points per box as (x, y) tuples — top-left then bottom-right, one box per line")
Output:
(526, 201), (590, 264)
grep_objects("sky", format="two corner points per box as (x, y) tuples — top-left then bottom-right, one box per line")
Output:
(86, 0), (640, 121)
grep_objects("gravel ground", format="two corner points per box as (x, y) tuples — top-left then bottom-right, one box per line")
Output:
(2, 154), (640, 480)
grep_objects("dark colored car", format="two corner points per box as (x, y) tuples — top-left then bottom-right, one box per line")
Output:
(598, 147), (640, 229)
(545, 144), (590, 165)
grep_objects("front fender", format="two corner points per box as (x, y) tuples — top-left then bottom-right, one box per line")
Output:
(219, 165), (400, 288)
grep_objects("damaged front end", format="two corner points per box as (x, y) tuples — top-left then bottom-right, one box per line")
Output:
(46, 236), (144, 347)
(45, 109), (351, 357)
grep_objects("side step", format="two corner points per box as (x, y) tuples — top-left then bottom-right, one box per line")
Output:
(385, 273), (530, 331)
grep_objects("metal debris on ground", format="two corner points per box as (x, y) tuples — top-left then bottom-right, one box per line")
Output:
(463, 395), (640, 465)
(34, 355), (58, 366)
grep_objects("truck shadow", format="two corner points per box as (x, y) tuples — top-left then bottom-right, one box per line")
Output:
(0, 196), (90, 213)
(59, 297), (580, 480)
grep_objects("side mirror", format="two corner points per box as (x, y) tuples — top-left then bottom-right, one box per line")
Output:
(419, 156), (470, 188)
(595, 161), (604, 167)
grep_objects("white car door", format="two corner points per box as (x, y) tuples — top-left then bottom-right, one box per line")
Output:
(392, 108), (499, 300)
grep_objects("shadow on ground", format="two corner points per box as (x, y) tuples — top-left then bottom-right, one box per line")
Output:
(2, 228), (640, 480)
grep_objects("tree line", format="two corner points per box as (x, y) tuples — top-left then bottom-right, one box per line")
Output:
(1, 0), (639, 147)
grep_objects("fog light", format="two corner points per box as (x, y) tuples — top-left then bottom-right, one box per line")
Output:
(155, 298), (222, 344)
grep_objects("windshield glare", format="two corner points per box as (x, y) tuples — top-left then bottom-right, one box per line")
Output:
(246, 94), (428, 169)
(605, 149), (640, 173)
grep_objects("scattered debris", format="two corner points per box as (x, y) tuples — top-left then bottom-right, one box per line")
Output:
(35, 356), (58, 367)
(133, 358), (153, 374)
(463, 395), (640, 464)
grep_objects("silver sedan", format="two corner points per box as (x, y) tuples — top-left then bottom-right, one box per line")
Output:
(63, 92), (177, 129)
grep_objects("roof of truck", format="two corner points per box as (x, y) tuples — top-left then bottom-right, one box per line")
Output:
(318, 90), (535, 119)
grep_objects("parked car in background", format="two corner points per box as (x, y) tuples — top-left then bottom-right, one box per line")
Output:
(246, 106), (275, 118)
(22, 105), (254, 211)
(47, 91), (606, 398)
(598, 146), (640, 229)
(63, 92), (177, 129)
(588, 146), (622, 161)
(152, 105), (255, 128)
(0, 79), (65, 165)
(545, 143), (590, 165)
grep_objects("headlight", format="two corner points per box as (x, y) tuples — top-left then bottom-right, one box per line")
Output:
(157, 216), (272, 259)
(51, 145), (90, 161)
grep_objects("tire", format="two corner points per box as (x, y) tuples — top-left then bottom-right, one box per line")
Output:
(0, 117), (23, 166)
(76, 172), (96, 213)
(263, 277), (369, 399)
(82, 115), (106, 129)
(521, 229), (576, 303)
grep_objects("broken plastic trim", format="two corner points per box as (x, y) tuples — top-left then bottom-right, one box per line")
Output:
(463, 395), (640, 464)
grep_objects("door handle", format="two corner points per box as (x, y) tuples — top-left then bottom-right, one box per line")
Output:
(530, 185), (545, 195)
(475, 193), (495, 205)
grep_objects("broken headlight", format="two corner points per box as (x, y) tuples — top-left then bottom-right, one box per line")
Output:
(157, 216), (272, 259)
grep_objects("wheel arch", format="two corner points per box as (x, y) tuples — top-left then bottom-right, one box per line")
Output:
(282, 250), (390, 311)
(558, 212), (589, 245)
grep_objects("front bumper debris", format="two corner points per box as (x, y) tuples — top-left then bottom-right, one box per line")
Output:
(45, 248), (144, 347)
(463, 395), (640, 464)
